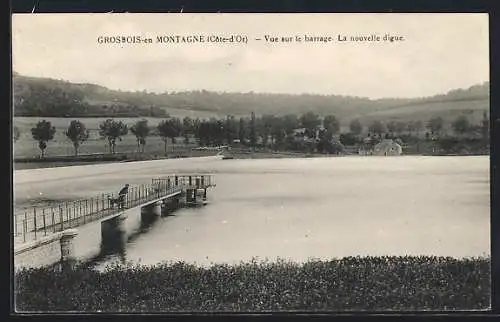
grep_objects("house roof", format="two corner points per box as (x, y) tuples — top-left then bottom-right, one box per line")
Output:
(374, 139), (402, 150)
(292, 128), (306, 134)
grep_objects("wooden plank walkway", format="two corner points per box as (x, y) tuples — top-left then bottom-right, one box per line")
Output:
(13, 175), (215, 245)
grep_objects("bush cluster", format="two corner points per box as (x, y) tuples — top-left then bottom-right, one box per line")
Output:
(15, 256), (490, 312)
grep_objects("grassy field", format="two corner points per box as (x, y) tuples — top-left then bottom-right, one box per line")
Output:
(14, 256), (490, 312)
(350, 98), (488, 125)
(13, 117), (198, 158)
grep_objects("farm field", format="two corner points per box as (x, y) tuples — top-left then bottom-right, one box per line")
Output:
(13, 117), (197, 158)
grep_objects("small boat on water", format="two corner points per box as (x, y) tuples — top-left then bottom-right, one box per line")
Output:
(216, 150), (235, 160)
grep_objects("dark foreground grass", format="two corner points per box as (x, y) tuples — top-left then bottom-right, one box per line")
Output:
(14, 256), (490, 312)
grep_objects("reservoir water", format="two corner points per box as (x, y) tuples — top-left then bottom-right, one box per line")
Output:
(13, 155), (490, 269)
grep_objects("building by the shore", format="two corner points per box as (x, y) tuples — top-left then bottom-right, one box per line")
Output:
(372, 139), (403, 156)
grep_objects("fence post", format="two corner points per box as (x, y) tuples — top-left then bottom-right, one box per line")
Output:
(23, 220), (26, 243)
(43, 209), (47, 236)
(33, 208), (37, 239)
(132, 187), (135, 207)
(83, 200), (87, 224)
(24, 211), (27, 230)
(14, 213), (17, 236)
(52, 208), (56, 233)
(90, 197), (94, 217)
(60, 206), (64, 231)
(65, 202), (69, 227)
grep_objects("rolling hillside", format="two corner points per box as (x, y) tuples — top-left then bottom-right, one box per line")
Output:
(13, 73), (489, 124)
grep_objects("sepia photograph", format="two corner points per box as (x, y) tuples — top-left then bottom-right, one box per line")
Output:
(11, 13), (490, 312)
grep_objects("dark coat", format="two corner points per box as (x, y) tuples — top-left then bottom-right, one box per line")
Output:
(119, 186), (129, 196)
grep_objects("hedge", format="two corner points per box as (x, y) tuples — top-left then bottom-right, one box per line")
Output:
(14, 256), (490, 312)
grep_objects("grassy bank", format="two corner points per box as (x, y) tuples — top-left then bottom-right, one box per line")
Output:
(13, 149), (219, 170)
(15, 256), (490, 312)
(225, 150), (315, 159)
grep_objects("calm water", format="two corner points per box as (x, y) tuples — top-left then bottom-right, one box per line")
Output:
(15, 156), (490, 269)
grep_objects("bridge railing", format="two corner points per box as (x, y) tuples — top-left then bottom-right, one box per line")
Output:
(151, 174), (214, 189)
(13, 175), (214, 244)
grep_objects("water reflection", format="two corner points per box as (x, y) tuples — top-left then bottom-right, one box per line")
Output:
(127, 209), (160, 243)
(84, 216), (127, 268)
(84, 206), (178, 268)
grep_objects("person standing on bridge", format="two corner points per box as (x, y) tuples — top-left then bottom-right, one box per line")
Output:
(118, 184), (129, 209)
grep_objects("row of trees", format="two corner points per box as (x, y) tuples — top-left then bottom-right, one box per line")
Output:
(13, 111), (489, 157)
(12, 117), (195, 157)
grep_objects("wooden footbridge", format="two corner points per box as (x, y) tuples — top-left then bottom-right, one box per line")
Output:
(13, 175), (215, 246)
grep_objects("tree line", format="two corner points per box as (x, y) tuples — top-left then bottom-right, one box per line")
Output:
(13, 76), (168, 118)
(13, 111), (489, 158)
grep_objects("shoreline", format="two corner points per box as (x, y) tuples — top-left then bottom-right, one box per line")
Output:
(14, 151), (489, 170)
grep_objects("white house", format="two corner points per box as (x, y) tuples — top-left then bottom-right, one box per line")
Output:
(373, 139), (403, 156)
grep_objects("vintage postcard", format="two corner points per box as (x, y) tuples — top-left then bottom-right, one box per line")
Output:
(12, 13), (490, 312)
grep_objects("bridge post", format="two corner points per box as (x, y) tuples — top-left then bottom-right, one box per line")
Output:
(141, 201), (162, 217)
(101, 214), (127, 239)
(60, 229), (78, 265)
(179, 191), (187, 207)
(141, 201), (162, 224)
(161, 199), (168, 215)
(185, 189), (192, 203)
(100, 217), (126, 262)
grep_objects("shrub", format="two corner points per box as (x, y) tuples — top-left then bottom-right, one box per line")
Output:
(14, 256), (490, 312)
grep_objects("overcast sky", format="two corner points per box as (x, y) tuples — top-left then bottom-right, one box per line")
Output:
(12, 13), (489, 99)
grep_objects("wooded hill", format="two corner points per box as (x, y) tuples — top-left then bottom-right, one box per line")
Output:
(13, 73), (489, 124)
